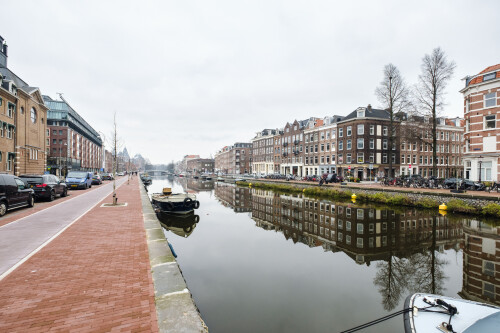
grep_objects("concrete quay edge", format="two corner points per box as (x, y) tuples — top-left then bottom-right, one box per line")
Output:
(139, 182), (208, 333)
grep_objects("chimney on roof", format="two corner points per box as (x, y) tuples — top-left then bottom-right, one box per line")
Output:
(367, 104), (372, 111)
(0, 36), (7, 68)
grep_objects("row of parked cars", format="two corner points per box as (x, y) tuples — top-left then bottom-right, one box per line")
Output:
(0, 171), (120, 217)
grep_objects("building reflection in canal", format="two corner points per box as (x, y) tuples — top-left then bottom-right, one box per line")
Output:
(211, 183), (500, 309)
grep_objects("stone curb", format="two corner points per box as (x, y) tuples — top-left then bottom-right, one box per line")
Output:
(139, 182), (208, 332)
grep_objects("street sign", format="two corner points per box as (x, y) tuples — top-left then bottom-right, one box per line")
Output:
(369, 164), (373, 170)
(348, 166), (351, 170)
(409, 164), (412, 169)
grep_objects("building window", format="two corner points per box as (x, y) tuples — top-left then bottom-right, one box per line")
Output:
(7, 103), (14, 118)
(485, 115), (496, 129)
(382, 139), (387, 150)
(31, 107), (37, 123)
(357, 124), (364, 135)
(357, 138), (364, 149)
(484, 261), (495, 277)
(369, 139), (374, 149)
(6, 126), (12, 139)
(339, 128), (343, 137)
(402, 155), (405, 164)
(485, 92), (496, 108)
(347, 126), (352, 136)
(347, 139), (352, 150)
(382, 153), (387, 163)
(383, 126), (388, 136)
(369, 153), (374, 163)
(346, 153), (351, 164)
(338, 154), (343, 164)
(369, 125), (374, 135)
(357, 153), (364, 163)
(339, 141), (343, 150)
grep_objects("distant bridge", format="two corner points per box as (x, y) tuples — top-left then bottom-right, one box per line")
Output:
(145, 170), (169, 176)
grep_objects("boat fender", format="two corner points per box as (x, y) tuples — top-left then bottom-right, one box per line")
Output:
(194, 215), (200, 223)
(184, 197), (193, 208)
(168, 242), (177, 258)
(193, 200), (200, 209)
(165, 202), (175, 211)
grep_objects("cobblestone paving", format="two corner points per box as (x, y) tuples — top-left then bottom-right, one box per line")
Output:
(0, 176), (158, 332)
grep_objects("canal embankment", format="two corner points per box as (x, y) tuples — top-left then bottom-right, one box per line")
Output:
(139, 181), (208, 332)
(238, 179), (500, 217)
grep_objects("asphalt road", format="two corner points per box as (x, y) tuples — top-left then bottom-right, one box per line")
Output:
(0, 177), (128, 280)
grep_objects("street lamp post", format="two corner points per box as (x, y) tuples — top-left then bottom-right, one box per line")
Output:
(478, 155), (483, 183)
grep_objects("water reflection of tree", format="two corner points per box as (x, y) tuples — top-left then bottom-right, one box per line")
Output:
(374, 217), (449, 311)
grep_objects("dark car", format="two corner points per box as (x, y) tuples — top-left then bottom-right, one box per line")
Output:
(0, 174), (35, 216)
(101, 173), (114, 180)
(19, 174), (68, 201)
(92, 174), (103, 185)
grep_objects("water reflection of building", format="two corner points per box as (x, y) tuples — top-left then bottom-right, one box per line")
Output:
(459, 220), (500, 305)
(186, 179), (215, 192)
(214, 184), (252, 213)
(250, 189), (463, 265)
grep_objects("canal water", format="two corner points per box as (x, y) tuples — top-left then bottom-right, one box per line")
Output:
(148, 177), (499, 333)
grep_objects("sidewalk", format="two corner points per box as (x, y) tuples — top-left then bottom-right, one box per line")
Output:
(0, 176), (158, 332)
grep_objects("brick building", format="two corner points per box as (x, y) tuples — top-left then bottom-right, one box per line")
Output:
(44, 95), (102, 176)
(0, 35), (49, 175)
(251, 129), (278, 176)
(186, 158), (215, 174)
(461, 64), (500, 182)
(399, 116), (464, 178)
(336, 106), (397, 179)
(215, 143), (252, 175)
(279, 118), (318, 176)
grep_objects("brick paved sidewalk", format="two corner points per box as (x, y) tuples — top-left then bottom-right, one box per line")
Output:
(0, 176), (158, 332)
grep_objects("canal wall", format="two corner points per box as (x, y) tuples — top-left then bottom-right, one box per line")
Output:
(139, 183), (208, 332)
(243, 180), (500, 211)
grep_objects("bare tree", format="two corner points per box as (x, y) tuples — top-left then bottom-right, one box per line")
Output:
(375, 64), (412, 178)
(110, 112), (123, 205)
(415, 48), (456, 177)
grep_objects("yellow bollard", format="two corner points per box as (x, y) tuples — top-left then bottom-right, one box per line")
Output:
(439, 203), (447, 211)
(352, 194), (357, 200)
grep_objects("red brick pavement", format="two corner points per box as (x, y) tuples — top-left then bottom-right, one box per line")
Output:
(0, 176), (158, 332)
(0, 180), (118, 228)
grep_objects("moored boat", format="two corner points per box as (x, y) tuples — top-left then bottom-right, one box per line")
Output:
(141, 173), (152, 185)
(404, 293), (500, 333)
(151, 187), (200, 214)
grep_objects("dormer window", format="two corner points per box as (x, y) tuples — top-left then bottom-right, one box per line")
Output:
(483, 72), (496, 81)
(357, 110), (365, 118)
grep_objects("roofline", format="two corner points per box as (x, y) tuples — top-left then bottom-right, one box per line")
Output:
(460, 76), (500, 93)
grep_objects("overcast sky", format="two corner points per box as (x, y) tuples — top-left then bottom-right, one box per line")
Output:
(2, 0), (499, 164)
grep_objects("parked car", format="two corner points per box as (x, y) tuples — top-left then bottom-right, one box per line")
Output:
(92, 174), (103, 185)
(0, 174), (35, 216)
(117, 172), (125, 176)
(101, 173), (114, 180)
(19, 174), (68, 201)
(66, 171), (93, 190)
